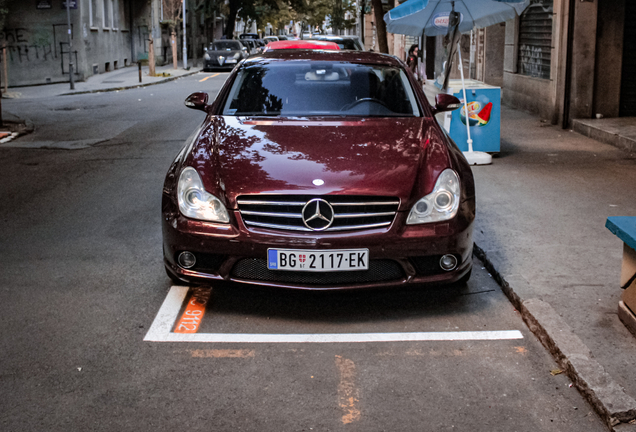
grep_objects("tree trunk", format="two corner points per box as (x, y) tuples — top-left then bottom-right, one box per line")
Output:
(148, 36), (156, 76)
(225, 0), (239, 39)
(371, 0), (388, 53)
(171, 30), (178, 69)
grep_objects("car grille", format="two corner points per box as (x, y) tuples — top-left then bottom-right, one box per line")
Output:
(236, 195), (399, 232)
(231, 258), (405, 285)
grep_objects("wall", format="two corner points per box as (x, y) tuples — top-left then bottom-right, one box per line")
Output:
(82, 0), (134, 76)
(568, 0), (598, 120)
(1, 0), (153, 87)
(593, 0), (625, 118)
(501, 0), (567, 124)
(1, 0), (83, 86)
(483, 24), (505, 87)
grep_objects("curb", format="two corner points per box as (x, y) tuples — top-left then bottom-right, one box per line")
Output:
(572, 120), (636, 155)
(474, 243), (636, 431)
(0, 115), (35, 144)
(58, 69), (202, 96)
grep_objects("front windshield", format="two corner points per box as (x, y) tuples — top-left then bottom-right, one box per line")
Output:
(211, 41), (242, 51)
(222, 62), (421, 117)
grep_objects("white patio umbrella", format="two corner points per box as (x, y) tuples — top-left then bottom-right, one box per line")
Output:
(384, 0), (529, 165)
(385, 0), (528, 37)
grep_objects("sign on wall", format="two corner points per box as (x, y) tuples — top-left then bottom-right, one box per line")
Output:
(62, 0), (78, 9)
(36, 0), (52, 9)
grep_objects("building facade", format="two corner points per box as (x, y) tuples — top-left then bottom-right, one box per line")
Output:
(1, 0), (151, 86)
(1, 0), (215, 88)
(498, 0), (631, 126)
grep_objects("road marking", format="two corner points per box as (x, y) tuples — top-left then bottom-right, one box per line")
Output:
(199, 73), (219, 82)
(174, 287), (210, 333)
(335, 355), (361, 424)
(144, 286), (525, 343)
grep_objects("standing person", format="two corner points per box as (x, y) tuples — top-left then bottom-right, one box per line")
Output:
(407, 44), (422, 84)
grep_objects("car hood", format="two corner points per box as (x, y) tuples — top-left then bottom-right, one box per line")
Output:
(196, 116), (447, 210)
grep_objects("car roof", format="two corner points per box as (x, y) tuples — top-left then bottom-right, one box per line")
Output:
(264, 40), (340, 51)
(242, 50), (403, 68)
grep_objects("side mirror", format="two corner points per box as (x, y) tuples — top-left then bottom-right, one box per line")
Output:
(184, 92), (209, 111)
(433, 94), (462, 114)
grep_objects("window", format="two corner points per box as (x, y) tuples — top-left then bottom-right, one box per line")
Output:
(103, 0), (111, 29)
(517, 0), (553, 79)
(222, 62), (421, 117)
(112, 0), (119, 29)
(89, 0), (99, 28)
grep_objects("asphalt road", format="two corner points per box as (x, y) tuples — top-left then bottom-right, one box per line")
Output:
(0, 73), (607, 431)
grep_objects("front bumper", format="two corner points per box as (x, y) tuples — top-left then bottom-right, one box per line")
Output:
(162, 202), (474, 290)
(203, 58), (239, 71)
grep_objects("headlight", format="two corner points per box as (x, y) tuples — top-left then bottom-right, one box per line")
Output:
(407, 169), (460, 224)
(204, 53), (210, 60)
(177, 167), (229, 223)
(233, 52), (241, 59)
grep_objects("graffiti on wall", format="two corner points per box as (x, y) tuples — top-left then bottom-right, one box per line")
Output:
(0, 26), (78, 75)
(519, 45), (547, 79)
(1, 28), (54, 62)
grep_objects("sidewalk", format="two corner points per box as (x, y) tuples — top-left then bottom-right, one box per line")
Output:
(2, 61), (202, 99)
(473, 107), (636, 430)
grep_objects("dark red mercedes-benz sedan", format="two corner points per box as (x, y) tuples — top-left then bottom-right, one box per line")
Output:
(162, 50), (475, 290)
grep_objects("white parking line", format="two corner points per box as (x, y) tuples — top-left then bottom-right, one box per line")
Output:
(144, 286), (524, 343)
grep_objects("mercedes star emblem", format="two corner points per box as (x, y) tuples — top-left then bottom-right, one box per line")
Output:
(301, 198), (334, 231)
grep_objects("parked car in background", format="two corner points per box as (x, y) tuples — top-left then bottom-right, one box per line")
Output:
(239, 33), (259, 40)
(263, 36), (279, 44)
(312, 35), (364, 51)
(255, 39), (266, 50)
(163, 50), (474, 290)
(203, 40), (248, 71)
(263, 40), (340, 52)
(240, 39), (259, 55)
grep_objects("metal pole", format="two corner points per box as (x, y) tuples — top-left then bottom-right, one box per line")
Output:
(182, 0), (188, 69)
(66, 0), (74, 90)
(2, 46), (7, 94)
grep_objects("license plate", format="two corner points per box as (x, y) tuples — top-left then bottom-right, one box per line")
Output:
(267, 249), (369, 272)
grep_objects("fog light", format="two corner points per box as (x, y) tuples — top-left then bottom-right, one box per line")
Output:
(439, 254), (458, 271)
(178, 251), (196, 269)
